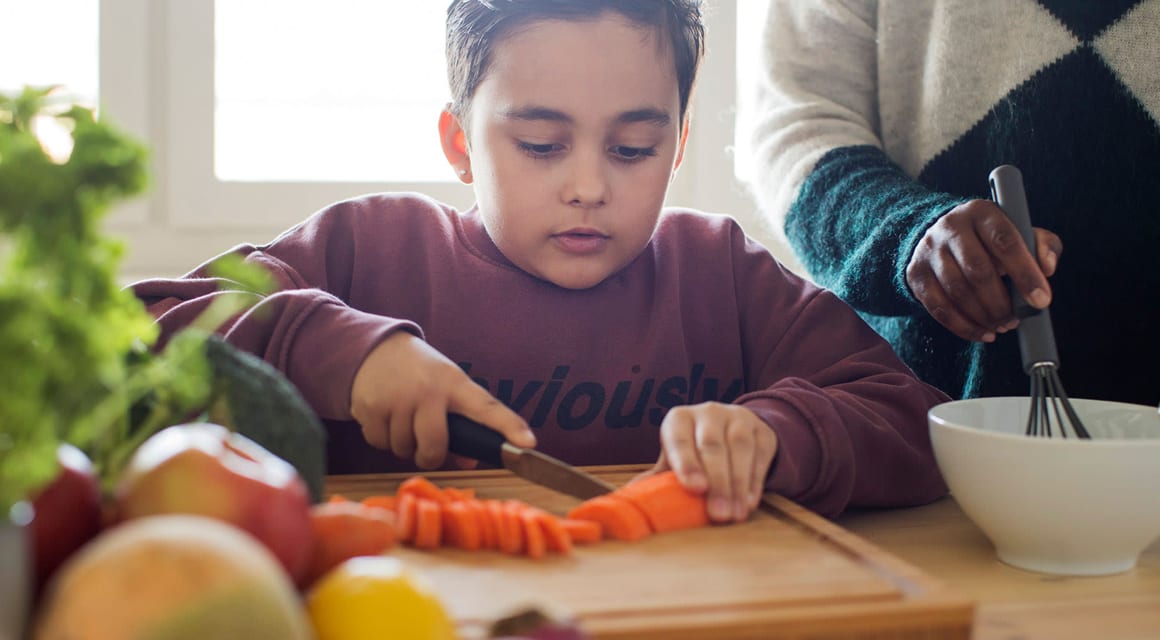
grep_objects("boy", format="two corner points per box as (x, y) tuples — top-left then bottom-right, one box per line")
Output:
(134, 0), (949, 521)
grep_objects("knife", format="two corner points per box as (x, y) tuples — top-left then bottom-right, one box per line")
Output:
(446, 414), (615, 500)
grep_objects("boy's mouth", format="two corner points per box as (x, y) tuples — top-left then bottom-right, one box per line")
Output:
(552, 227), (610, 255)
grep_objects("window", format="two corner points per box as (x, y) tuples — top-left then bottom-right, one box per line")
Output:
(5, 1), (785, 278)
(166, 1), (471, 228)
(214, 2), (450, 182)
(0, 0), (98, 104)
(2, 0), (150, 227)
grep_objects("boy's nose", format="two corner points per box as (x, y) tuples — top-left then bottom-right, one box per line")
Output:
(563, 149), (609, 208)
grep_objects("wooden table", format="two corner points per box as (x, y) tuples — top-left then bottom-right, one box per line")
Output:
(837, 499), (1160, 640)
(327, 466), (1159, 640)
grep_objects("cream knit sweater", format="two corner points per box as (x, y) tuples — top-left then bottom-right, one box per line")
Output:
(741, 0), (1159, 404)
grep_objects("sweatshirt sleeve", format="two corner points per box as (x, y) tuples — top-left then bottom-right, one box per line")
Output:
(744, 0), (966, 316)
(728, 224), (950, 517)
(131, 201), (421, 421)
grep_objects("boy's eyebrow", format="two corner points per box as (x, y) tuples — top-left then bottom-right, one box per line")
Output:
(617, 108), (673, 127)
(501, 105), (673, 127)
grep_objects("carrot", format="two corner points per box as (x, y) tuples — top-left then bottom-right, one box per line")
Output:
(412, 498), (443, 550)
(303, 501), (397, 588)
(398, 475), (451, 504)
(558, 518), (602, 545)
(360, 495), (398, 512)
(491, 500), (523, 555)
(615, 471), (709, 533)
(566, 495), (652, 542)
(443, 487), (475, 502)
(471, 499), (497, 550)
(396, 493), (418, 543)
(516, 507), (547, 559)
(441, 501), (483, 551)
(535, 511), (574, 555)
(326, 494), (350, 504)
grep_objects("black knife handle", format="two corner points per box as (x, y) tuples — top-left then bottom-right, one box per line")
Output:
(446, 414), (505, 467)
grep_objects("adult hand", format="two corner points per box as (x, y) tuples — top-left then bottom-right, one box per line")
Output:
(906, 199), (1062, 342)
(350, 331), (535, 469)
(643, 402), (778, 524)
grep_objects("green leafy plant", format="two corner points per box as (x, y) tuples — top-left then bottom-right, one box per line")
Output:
(0, 86), (324, 511)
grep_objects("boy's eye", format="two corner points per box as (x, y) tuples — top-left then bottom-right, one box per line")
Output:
(610, 145), (658, 161)
(517, 141), (561, 158)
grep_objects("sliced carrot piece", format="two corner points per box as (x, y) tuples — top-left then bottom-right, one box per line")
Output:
(398, 476), (450, 504)
(327, 494), (350, 504)
(411, 498), (443, 550)
(615, 471), (710, 533)
(396, 493), (418, 543)
(567, 495), (652, 542)
(535, 511), (574, 555)
(442, 501), (483, 551)
(517, 507), (547, 559)
(559, 518), (602, 545)
(471, 500), (497, 550)
(492, 500), (523, 555)
(443, 487), (476, 502)
(360, 495), (398, 512)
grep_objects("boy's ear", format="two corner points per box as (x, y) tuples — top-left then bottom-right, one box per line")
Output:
(672, 113), (691, 175)
(438, 108), (472, 183)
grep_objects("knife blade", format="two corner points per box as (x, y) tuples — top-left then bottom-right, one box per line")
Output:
(446, 414), (615, 500)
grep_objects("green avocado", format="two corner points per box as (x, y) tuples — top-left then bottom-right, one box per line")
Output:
(205, 336), (326, 503)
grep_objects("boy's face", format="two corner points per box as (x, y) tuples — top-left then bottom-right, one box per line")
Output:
(441, 12), (688, 290)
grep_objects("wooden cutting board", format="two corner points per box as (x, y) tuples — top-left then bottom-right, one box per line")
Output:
(326, 465), (975, 640)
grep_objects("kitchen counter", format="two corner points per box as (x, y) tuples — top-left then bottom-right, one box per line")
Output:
(837, 498), (1160, 640)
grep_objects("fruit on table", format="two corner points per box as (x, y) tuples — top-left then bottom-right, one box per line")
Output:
(113, 422), (314, 584)
(28, 444), (103, 598)
(31, 514), (314, 640)
(306, 555), (457, 640)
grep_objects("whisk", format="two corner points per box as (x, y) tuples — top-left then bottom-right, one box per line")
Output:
(988, 165), (1090, 439)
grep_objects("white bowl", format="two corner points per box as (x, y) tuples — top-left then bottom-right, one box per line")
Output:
(928, 397), (1160, 576)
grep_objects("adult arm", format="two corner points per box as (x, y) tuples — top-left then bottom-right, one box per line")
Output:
(745, 0), (964, 316)
(745, 0), (1058, 337)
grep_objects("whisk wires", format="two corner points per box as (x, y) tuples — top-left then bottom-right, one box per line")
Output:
(1026, 362), (1091, 439)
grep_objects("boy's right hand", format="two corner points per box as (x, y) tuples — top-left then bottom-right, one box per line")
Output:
(349, 331), (535, 469)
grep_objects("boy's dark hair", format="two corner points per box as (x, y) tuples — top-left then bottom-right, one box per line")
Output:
(445, 0), (705, 127)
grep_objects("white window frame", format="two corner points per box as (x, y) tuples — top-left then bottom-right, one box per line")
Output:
(100, 0), (150, 226)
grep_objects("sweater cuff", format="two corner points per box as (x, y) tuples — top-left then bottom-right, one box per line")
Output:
(892, 199), (969, 305)
(284, 300), (422, 421)
(744, 398), (822, 499)
(792, 145), (970, 315)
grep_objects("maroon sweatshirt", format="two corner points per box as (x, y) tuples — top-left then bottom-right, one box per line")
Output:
(133, 192), (949, 516)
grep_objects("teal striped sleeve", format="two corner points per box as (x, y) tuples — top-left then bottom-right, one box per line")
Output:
(785, 145), (968, 317)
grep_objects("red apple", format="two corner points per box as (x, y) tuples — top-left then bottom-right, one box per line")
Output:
(29, 444), (104, 597)
(113, 422), (314, 585)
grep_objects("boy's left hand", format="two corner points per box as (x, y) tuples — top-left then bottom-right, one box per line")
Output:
(643, 402), (778, 523)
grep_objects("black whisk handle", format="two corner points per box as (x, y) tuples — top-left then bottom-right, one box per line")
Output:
(989, 165), (1061, 371)
(989, 165), (1039, 320)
